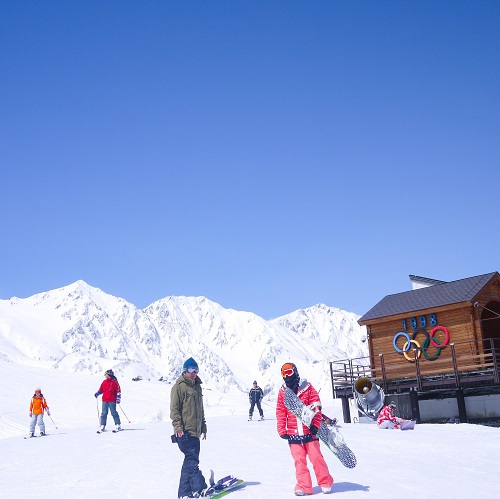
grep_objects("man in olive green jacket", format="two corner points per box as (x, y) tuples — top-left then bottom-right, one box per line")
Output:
(170, 357), (208, 499)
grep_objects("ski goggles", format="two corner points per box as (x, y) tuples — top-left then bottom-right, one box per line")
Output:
(281, 363), (295, 378)
(185, 367), (199, 374)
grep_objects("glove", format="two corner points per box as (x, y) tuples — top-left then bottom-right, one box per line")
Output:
(47, 411), (51, 416)
(94, 392), (100, 398)
(310, 425), (318, 436)
(29, 413), (32, 417)
(116, 394), (121, 404)
(280, 434), (289, 440)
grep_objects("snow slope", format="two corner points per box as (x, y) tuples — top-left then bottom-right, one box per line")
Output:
(1, 360), (499, 499)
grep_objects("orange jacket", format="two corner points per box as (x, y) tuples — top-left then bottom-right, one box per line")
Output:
(30, 394), (48, 415)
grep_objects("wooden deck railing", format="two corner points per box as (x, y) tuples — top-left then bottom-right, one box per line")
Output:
(330, 337), (500, 397)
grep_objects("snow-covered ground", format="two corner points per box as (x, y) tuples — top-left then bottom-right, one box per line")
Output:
(1, 360), (499, 498)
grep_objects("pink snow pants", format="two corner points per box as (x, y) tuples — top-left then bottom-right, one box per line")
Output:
(289, 440), (334, 494)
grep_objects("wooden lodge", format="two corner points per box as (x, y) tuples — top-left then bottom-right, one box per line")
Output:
(330, 272), (500, 423)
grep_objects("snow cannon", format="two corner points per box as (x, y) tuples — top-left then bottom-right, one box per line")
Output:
(354, 377), (385, 421)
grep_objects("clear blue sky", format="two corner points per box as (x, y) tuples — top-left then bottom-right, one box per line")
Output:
(1, 1), (499, 319)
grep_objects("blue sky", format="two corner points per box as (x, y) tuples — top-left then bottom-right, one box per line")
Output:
(1, 1), (499, 319)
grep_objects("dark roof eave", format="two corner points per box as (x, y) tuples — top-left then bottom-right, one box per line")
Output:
(358, 272), (498, 324)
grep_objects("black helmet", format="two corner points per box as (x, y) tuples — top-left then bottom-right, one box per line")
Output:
(389, 401), (396, 410)
(105, 369), (114, 377)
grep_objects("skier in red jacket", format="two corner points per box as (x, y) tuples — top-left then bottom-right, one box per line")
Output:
(95, 369), (122, 432)
(276, 362), (334, 496)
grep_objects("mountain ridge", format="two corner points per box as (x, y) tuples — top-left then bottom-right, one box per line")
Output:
(0, 280), (368, 399)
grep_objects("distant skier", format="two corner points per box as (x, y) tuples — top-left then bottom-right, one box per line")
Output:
(29, 387), (50, 437)
(95, 369), (122, 432)
(377, 401), (404, 429)
(248, 381), (264, 421)
(276, 362), (334, 496)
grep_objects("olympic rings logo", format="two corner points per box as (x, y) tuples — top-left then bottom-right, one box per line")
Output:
(393, 326), (450, 361)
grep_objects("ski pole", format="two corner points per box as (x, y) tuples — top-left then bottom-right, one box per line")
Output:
(261, 400), (275, 410)
(48, 413), (58, 429)
(119, 405), (131, 423)
(96, 398), (101, 423)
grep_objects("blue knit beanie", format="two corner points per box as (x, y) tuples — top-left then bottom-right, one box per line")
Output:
(183, 357), (199, 371)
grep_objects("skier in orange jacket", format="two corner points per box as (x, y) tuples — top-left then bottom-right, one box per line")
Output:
(29, 388), (50, 437)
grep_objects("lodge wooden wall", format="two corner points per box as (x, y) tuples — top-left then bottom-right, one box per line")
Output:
(360, 275), (500, 381)
(366, 303), (485, 380)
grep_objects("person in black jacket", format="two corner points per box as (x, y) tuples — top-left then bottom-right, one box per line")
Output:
(248, 381), (264, 421)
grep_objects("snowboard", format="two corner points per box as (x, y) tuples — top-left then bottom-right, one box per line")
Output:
(209, 479), (244, 498)
(283, 387), (357, 469)
(399, 420), (416, 430)
(206, 474), (244, 498)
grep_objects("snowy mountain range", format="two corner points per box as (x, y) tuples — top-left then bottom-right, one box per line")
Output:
(0, 281), (367, 399)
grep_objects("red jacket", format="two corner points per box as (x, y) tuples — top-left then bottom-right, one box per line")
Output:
(98, 378), (121, 403)
(377, 405), (400, 428)
(276, 381), (322, 438)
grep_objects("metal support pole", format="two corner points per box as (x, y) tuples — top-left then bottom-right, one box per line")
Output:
(490, 338), (500, 384)
(379, 354), (388, 393)
(414, 348), (422, 391)
(341, 396), (351, 424)
(409, 387), (420, 423)
(450, 343), (460, 388)
(456, 388), (467, 423)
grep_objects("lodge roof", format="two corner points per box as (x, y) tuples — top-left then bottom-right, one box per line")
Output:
(358, 272), (499, 324)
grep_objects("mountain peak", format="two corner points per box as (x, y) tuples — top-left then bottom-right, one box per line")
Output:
(0, 284), (368, 399)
